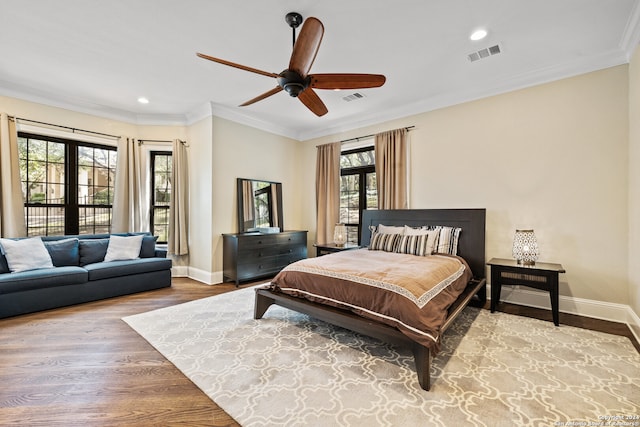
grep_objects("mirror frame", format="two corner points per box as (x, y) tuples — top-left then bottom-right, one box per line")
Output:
(236, 178), (284, 233)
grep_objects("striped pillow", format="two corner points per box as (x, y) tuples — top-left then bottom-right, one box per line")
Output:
(432, 226), (462, 255)
(368, 232), (401, 252)
(395, 231), (439, 256)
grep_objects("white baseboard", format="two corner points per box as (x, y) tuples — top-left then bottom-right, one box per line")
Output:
(626, 306), (640, 345)
(170, 265), (189, 277)
(180, 267), (223, 285)
(489, 284), (640, 336)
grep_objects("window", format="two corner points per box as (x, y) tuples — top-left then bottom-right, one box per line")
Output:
(339, 146), (377, 245)
(252, 181), (274, 229)
(18, 133), (117, 236)
(150, 151), (171, 243)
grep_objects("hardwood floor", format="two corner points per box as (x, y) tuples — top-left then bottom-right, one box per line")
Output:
(1, 278), (638, 426)
(0, 277), (246, 427)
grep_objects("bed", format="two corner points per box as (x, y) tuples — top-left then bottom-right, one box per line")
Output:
(254, 208), (486, 390)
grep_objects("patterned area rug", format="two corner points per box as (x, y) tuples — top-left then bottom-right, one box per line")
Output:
(123, 285), (640, 427)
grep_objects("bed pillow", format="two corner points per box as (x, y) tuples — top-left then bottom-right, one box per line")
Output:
(104, 234), (144, 262)
(432, 226), (462, 255)
(372, 224), (405, 235)
(395, 230), (439, 256)
(403, 225), (433, 236)
(368, 232), (401, 252)
(44, 238), (80, 266)
(0, 237), (54, 273)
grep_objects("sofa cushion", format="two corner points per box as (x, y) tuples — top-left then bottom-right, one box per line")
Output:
(84, 258), (172, 281)
(137, 235), (159, 258)
(0, 253), (8, 274)
(0, 266), (88, 294)
(44, 238), (80, 267)
(104, 235), (143, 262)
(0, 237), (54, 273)
(79, 239), (109, 266)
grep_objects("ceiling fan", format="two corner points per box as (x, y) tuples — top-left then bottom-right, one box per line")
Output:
(196, 12), (386, 117)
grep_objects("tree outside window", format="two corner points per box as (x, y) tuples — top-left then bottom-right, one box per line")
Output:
(339, 146), (377, 245)
(151, 151), (171, 243)
(18, 133), (116, 236)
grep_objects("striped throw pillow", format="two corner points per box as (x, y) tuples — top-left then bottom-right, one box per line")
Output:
(369, 232), (401, 252)
(432, 226), (462, 255)
(395, 231), (439, 256)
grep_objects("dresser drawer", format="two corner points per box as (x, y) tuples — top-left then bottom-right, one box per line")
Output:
(238, 246), (307, 265)
(223, 231), (308, 285)
(237, 232), (306, 251)
(236, 252), (305, 279)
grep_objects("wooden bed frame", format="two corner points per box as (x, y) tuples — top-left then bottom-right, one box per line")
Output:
(254, 208), (487, 391)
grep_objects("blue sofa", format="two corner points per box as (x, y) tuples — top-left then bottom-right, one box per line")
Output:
(0, 233), (172, 319)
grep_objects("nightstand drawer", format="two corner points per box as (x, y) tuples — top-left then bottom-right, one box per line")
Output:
(499, 271), (549, 284)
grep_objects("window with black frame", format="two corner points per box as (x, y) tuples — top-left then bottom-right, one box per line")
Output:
(18, 133), (117, 236)
(339, 145), (377, 245)
(150, 151), (172, 243)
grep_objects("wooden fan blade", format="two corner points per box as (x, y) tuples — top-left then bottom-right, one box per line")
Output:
(310, 73), (386, 89)
(240, 86), (283, 106)
(298, 88), (328, 116)
(196, 52), (279, 78)
(289, 17), (324, 77)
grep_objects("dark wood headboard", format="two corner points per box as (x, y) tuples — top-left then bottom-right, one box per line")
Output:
(360, 209), (486, 279)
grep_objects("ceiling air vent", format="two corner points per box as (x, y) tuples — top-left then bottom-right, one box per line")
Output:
(342, 92), (365, 102)
(468, 44), (501, 62)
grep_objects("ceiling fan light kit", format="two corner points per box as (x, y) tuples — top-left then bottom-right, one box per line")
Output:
(196, 12), (386, 117)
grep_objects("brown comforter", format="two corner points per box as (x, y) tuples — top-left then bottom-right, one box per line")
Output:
(268, 249), (472, 353)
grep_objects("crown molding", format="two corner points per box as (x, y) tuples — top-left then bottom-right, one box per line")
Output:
(621, 0), (640, 60)
(0, 37), (635, 142)
(296, 48), (631, 141)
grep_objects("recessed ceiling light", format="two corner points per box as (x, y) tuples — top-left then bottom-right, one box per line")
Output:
(470, 29), (488, 41)
(137, 97), (149, 104)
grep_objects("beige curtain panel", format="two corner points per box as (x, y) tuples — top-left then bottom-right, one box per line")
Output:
(112, 137), (143, 233)
(315, 142), (341, 244)
(169, 139), (189, 256)
(0, 113), (26, 237)
(375, 128), (408, 209)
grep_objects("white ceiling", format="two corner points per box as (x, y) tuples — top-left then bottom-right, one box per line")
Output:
(1, 0), (639, 141)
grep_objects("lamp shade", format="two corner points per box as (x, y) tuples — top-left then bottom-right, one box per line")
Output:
(333, 223), (347, 246)
(512, 229), (539, 265)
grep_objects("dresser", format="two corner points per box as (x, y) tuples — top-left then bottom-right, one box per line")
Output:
(222, 230), (307, 286)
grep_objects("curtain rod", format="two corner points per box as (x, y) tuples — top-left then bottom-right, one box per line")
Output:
(339, 126), (415, 144)
(10, 116), (120, 139)
(137, 139), (188, 146)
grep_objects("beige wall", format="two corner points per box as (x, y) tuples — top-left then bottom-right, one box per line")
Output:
(2, 59), (637, 318)
(302, 65), (630, 306)
(210, 117), (301, 274)
(629, 44), (640, 323)
(184, 116), (213, 275)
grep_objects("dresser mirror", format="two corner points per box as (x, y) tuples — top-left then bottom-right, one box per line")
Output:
(237, 178), (283, 233)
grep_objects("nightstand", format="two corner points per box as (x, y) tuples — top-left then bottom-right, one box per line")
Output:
(314, 243), (361, 257)
(487, 257), (566, 326)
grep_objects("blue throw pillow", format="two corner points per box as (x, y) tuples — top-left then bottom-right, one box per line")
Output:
(44, 238), (80, 267)
(138, 235), (159, 258)
(79, 239), (109, 266)
(0, 246), (11, 273)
